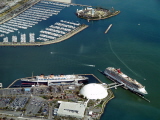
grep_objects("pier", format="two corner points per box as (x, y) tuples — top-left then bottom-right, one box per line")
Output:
(7, 79), (20, 88)
(105, 24), (112, 34)
(97, 69), (150, 102)
(107, 83), (124, 89)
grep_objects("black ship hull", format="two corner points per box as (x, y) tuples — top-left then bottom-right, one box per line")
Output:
(21, 79), (88, 86)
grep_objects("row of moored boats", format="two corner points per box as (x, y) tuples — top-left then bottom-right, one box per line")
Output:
(37, 20), (80, 41)
(3, 33), (35, 43)
(0, 0), (69, 36)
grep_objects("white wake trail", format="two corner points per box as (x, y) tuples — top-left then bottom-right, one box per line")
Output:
(108, 38), (144, 79)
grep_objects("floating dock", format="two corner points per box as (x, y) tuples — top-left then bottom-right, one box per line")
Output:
(105, 24), (112, 34)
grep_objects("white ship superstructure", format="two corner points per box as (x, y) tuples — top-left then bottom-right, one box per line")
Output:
(21, 74), (88, 86)
(104, 67), (147, 95)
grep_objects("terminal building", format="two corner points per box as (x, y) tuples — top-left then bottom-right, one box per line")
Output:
(57, 101), (86, 118)
(57, 83), (108, 118)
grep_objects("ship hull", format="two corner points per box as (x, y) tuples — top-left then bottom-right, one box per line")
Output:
(103, 71), (145, 96)
(21, 79), (88, 86)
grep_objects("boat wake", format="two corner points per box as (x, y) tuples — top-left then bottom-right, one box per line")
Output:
(83, 64), (95, 67)
(108, 38), (145, 80)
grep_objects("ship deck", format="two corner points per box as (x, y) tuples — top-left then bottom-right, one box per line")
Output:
(7, 74), (102, 88)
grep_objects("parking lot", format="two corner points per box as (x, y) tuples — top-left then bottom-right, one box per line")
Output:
(0, 83), (85, 119)
(25, 96), (49, 116)
(9, 97), (29, 110)
(0, 97), (12, 108)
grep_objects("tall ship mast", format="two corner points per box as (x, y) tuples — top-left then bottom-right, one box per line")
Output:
(103, 67), (148, 95)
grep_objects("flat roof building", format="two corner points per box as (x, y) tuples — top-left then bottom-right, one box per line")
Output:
(57, 101), (86, 118)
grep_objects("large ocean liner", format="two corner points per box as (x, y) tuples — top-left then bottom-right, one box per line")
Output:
(103, 67), (148, 95)
(21, 74), (88, 85)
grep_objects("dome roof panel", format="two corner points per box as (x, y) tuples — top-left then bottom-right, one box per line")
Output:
(80, 83), (108, 99)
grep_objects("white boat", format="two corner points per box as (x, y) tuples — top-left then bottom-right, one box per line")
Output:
(21, 74), (88, 85)
(103, 67), (148, 95)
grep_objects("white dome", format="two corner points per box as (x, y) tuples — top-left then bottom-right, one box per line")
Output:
(80, 83), (108, 99)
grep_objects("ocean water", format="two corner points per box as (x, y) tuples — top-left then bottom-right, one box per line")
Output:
(0, 0), (160, 119)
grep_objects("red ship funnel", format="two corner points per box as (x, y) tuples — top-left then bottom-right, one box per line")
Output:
(117, 68), (121, 73)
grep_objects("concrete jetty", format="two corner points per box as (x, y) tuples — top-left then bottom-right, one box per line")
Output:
(105, 24), (112, 34)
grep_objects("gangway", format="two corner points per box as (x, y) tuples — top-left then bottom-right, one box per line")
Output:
(107, 83), (124, 89)
(107, 82), (117, 86)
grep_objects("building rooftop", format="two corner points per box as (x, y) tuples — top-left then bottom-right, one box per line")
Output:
(57, 101), (86, 118)
(80, 83), (108, 99)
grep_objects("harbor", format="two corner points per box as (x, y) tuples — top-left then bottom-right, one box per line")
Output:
(0, 0), (157, 120)
(0, 0), (70, 34)
(0, 74), (114, 120)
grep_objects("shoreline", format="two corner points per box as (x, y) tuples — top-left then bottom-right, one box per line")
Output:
(0, 0), (41, 25)
(78, 11), (120, 21)
(5, 74), (114, 119)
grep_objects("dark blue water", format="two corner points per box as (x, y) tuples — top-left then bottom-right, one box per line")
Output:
(0, 0), (160, 119)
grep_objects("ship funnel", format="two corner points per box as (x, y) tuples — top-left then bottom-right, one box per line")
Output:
(40, 74), (44, 78)
(117, 69), (121, 73)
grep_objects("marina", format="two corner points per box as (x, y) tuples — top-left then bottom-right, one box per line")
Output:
(0, 0), (88, 46)
(0, 0), (70, 35)
(20, 34), (26, 43)
(12, 36), (17, 42)
(37, 20), (80, 42)
(29, 33), (35, 42)
(0, 24), (88, 46)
